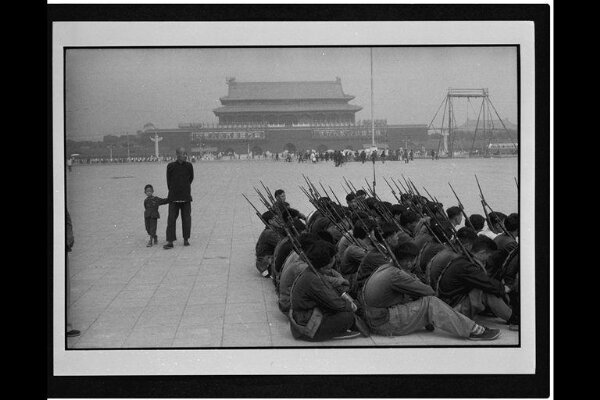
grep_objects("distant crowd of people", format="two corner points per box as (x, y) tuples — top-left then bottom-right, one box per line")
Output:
(66, 148), (436, 170)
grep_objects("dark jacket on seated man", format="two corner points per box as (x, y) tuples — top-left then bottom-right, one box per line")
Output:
(427, 248), (460, 288)
(494, 233), (518, 253)
(278, 252), (308, 314)
(273, 237), (294, 275)
(291, 267), (352, 325)
(416, 242), (446, 275)
(413, 231), (434, 250)
(437, 256), (505, 307)
(338, 243), (369, 291)
(255, 227), (282, 259)
(290, 262), (355, 340)
(354, 249), (389, 297)
(310, 215), (332, 234)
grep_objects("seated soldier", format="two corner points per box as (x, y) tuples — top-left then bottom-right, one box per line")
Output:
(400, 209), (421, 237)
(306, 197), (332, 230)
(494, 212), (519, 252)
(355, 189), (367, 203)
(354, 222), (399, 297)
(427, 227), (478, 287)
(413, 216), (452, 252)
(480, 211), (506, 240)
(278, 249), (308, 315)
(309, 201), (337, 234)
(279, 232), (347, 315)
(415, 240), (445, 281)
(325, 204), (351, 244)
(360, 242), (500, 340)
(345, 192), (358, 211)
(503, 247), (520, 331)
(336, 212), (369, 259)
(467, 214), (486, 234)
(255, 211), (283, 278)
(437, 236), (513, 323)
(390, 204), (404, 224)
(289, 240), (369, 341)
(274, 189), (307, 221)
(446, 206), (463, 228)
(272, 220), (306, 289)
(338, 224), (372, 288)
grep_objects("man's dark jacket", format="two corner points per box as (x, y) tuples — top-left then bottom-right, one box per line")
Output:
(166, 161), (194, 201)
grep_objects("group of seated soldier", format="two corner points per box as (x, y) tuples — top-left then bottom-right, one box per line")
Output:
(254, 187), (520, 342)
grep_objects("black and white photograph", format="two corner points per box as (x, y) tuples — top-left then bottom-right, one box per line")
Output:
(46, 3), (550, 398)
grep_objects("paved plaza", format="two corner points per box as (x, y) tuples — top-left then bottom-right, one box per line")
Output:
(65, 158), (519, 348)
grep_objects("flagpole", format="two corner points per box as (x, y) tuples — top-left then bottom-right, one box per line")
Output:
(370, 48), (375, 147)
(370, 48), (376, 197)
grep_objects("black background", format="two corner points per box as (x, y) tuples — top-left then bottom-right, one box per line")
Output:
(43, 3), (550, 398)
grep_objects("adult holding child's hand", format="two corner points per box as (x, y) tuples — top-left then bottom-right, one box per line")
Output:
(163, 147), (194, 249)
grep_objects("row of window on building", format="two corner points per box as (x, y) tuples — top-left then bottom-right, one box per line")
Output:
(191, 131), (266, 140)
(312, 128), (385, 138)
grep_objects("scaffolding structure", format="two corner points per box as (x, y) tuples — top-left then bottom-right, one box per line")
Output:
(428, 88), (517, 158)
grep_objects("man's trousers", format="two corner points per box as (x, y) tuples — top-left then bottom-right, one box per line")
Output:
(454, 288), (512, 322)
(166, 201), (191, 242)
(373, 296), (475, 338)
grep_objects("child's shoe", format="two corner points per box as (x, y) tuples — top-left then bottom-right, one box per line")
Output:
(146, 238), (153, 247)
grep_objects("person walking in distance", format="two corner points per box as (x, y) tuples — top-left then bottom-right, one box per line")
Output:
(164, 147), (194, 249)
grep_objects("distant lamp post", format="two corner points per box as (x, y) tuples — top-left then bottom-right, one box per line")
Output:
(126, 132), (130, 162)
(150, 132), (163, 158)
(107, 145), (114, 161)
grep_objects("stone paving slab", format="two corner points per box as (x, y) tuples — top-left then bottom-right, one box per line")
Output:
(65, 159), (519, 349)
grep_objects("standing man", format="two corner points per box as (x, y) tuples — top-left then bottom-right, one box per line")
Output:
(164, 147), (194, 249)
(66, 209), (79, 337)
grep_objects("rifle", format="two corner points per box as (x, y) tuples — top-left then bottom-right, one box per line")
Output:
(406, 183), (454, 250)
(299, 185), (365, 250)
(383, 177), (402, 204)
(352, 207), (396, 262)
(242, 193), (269, 228)
(448, 182), (471, 228)
(474, 175), (516, 241)
(422, 186), (440, 205)
(372, 149), (377, 197)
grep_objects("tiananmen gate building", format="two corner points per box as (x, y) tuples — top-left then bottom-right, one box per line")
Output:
(140, 78), (429, 155)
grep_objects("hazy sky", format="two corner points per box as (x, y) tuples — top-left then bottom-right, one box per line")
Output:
(65, 47), (517, 140)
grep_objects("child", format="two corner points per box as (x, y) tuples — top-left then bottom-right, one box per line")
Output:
(143, 184), (169, 247)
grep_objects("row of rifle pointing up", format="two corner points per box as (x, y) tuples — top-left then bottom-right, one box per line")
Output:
(243, 174), (517, 271)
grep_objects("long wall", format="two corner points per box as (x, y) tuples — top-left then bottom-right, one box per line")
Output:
(143, 124), (429, 155)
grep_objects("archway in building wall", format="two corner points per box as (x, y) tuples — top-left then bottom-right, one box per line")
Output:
(284, 143), (297, 153)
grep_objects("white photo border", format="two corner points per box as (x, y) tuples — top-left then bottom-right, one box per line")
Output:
(53, 20), (536, 376)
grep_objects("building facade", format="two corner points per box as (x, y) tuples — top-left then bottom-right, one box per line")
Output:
(139, 78), (429, 156)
